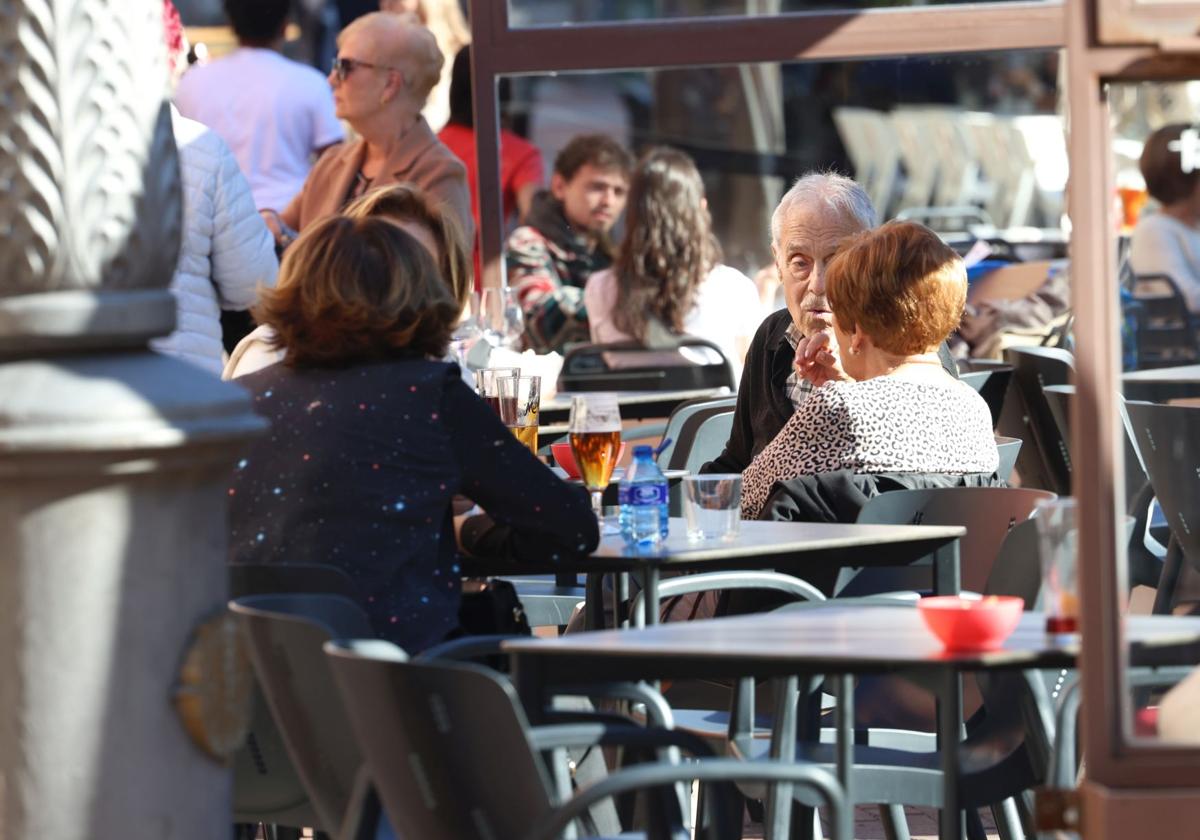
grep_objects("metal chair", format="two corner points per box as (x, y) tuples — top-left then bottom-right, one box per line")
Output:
(841, 485), (1057, 599)
(655, 395), (738, 468)
(230, 594), (376, 840)
(324, 640), (850, 840)
(1043, 385), (1165, 590)
(995, 435), (1022, 483)
(960, 366), (1013, 428)
(1128, 273), (1200, 369)
(228, 564), (363, 840)
(1124, 402), (1200, 613)
(999, 346), (1074, 494)
(557, 337), (735, 393)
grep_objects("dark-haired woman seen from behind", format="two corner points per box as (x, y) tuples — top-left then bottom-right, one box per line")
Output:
(228, 215), (598, 653)
(584, 146), (762, 380)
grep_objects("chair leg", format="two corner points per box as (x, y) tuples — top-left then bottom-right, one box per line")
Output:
(880, 804), (911, 840)
(1017, 790), (1038, 837)
(966, 808), (988, 840)
(992, 797), (1026, 840)
(790, 802), (817, 840)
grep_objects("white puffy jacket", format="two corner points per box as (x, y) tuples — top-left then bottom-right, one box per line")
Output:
(151, 108), (278, 375)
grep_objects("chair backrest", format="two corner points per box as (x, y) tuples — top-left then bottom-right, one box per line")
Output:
(983, 517), (1043, 606)
(682, 411), (735, 475)
(1129, 273), (1200, 368)
(229, 562), (360, 600)
(995, 436), (1022, 483)
(228, 562), (363, 830)
(959, 367), (1012, 428)
(656, 395), (737, 468)
(847, 486), (1056, 597)
(325, 640), (555, 840)
(666, 408), (735, 473)
(1044, 384), (1152, 511)
(229, 594), (377, 833)
(558, 338), (735, 393)
(1001, 346), (1074, 494)
(1124, 402), (1200, 565)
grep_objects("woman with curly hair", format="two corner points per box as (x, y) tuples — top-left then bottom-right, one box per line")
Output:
(584, 146), (761, 377)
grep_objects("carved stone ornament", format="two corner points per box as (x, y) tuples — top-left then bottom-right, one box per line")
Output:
(174, 611), (254, 764)
(0, 0), (182, 354)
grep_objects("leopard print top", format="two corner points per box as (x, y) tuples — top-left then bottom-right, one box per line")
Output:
(741, 376), (999, 519)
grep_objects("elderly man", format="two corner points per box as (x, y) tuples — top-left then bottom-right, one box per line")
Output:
(268, 13), (472, 245)
(703, 173), (958, 475)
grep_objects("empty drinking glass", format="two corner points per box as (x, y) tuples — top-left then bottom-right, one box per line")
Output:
(682, 474), (742, 540)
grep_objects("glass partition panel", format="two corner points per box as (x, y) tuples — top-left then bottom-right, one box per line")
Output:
(502, 49), (1060, 278)
(1110, 80), (1200, 749)
(507, 0), (1058, 26)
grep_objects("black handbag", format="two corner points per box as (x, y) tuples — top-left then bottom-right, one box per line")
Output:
(457, 578), (532, 637)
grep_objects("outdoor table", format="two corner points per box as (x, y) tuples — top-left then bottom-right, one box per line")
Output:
(1122, 364), (1200, 403)
(463, 518), (964, 628)
(539, 387), (732, 424)
(504, 608), (1200, 840)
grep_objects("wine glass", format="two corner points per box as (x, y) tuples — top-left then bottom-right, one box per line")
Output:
(568, 393), (622, 534)
(480, 286), (524, 349)
(449, 290), (482, 367)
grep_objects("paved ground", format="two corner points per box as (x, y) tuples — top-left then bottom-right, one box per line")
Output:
(742, 805), (1000, 839)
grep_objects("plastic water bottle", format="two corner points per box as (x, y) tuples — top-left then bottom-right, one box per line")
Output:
(619, 445), (670, 546)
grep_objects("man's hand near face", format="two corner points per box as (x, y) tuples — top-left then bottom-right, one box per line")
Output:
(794, 330), (852, 387)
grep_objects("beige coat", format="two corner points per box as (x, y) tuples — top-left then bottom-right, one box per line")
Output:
(280, 116), (473, 241)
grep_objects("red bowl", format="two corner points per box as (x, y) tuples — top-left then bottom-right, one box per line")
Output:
(551, 441), (627, 480)
(917, 595), (1025, 651)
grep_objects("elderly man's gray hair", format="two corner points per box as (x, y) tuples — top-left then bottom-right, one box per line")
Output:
(770, 172), (877, 246)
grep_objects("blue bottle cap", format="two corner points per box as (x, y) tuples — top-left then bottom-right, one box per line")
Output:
(633, 444), (653, 458)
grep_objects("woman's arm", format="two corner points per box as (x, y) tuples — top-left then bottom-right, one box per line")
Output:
(583, 270), (629, 344)
(442, 375), (600, 563)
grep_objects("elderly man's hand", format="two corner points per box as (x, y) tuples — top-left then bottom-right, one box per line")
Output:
(794, 331), (853, 387)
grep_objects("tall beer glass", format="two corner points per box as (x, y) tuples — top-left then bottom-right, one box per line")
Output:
(568, 393), (622, 532)
(497, 375), (540, 454)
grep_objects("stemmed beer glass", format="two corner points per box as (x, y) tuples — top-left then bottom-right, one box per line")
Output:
(568, 393), (622, 533)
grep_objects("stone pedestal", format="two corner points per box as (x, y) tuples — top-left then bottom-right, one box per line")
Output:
(0, 355), (265, 839)
(0, 1), (266, 836)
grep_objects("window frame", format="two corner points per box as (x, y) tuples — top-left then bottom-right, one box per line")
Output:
(468, 0), (1200, 791)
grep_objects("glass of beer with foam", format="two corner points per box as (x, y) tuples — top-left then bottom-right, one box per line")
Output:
(497, 375), (541, 455)
(567, 393), (622, 532)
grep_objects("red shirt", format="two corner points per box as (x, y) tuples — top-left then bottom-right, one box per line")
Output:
(438, 124), (544, 282)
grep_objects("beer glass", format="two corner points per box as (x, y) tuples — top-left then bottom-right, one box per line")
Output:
(497, 375), (540, 454)
(475, 367), (519, 416)
(568, 393), (622, 532)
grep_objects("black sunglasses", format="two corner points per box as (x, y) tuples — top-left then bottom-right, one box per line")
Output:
(331, 56), (400, 82)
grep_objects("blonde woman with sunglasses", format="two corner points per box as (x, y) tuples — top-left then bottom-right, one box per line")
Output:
(262, 13), (472, 251)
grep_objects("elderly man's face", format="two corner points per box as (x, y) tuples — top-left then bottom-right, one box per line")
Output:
(772, 203), (867, 336)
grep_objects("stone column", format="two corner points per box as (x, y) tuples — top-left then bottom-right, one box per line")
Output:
(0, 3), (264, 838)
